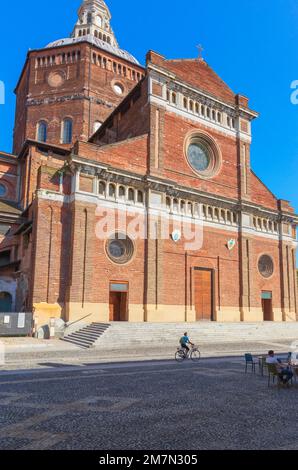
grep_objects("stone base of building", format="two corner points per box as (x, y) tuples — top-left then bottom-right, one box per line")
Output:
(33, 301), (298, 327)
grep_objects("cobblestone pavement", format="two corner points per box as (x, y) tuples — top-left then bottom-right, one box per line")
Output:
(0, 356), (298, 450)
(0, 338), (296, 371)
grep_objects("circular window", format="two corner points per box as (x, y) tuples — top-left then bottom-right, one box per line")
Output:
(106, 234), (134, 264)
(0, 184), (7, 197)
(48, 71), (65, 88)
(185, 133), (221, 178)
(113, 83), (124, 95)
(187, 142), (211, 172)
(258, 255), (274, 278)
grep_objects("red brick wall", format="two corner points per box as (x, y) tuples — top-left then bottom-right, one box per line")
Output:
(0, 158), (19, 202)
(75, 135), (149, 175)
(162, 112), (239, 199)
(13, 43), (145, 154)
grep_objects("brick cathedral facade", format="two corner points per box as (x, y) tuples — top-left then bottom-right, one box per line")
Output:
(0, 0), (297, 327)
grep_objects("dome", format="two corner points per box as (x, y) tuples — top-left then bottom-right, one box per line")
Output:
(46, 34), (140, 65)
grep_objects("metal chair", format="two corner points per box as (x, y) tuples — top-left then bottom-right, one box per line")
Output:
(267, 363), (282, 388)
(244, 353), (257, 374)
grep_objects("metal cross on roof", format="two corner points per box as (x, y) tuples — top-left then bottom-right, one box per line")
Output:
(196, 44), (204, 59)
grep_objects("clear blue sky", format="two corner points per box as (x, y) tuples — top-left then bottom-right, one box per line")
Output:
(0, 0), (297, 213)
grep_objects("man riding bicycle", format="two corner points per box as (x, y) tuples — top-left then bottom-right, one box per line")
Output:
(179, 332), (194, 356)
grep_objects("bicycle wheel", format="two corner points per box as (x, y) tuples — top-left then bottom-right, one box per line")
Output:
(191, 349), (201, 362)
(175, 350), (185, 362)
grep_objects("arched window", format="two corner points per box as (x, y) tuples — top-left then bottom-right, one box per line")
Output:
(171, 93), (176, 105)
(37, 121), (47, 142)
(183, 98), (188, 109)
(137, 191), (144, 204)
(0, 292), (12, 313)
(128, 188), (135, 202)
(166, 197), (171, 211)
(109, 184), (116, 198)
(98, 181), (106, 196)
(0, 183), (7, 198)
(62, 118), (73, 144)
(94, 30), (98, 38)
(173, 199), (179, 212)
(96, 15), (102, 27)
(87, 12), (92, 24)
(118, 186), (125, 199)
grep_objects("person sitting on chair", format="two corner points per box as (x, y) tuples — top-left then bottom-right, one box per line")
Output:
(179, 332), (194, 356)
(266, 350), (293, 384)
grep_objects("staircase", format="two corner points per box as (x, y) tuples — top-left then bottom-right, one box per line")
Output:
(61, 321), (298, 352)
(93, 322), (298, 352)
(61, 323), (110, 349)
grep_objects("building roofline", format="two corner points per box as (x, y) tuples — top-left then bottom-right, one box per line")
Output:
(89, 76), (145, 143)
(18, 139), (71, 160)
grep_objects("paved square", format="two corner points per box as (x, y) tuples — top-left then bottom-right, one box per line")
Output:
(0, 358), (298, 450)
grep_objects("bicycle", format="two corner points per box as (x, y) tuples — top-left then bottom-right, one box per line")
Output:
(175, 345), (201, 362)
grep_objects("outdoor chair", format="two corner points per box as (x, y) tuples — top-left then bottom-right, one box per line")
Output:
(244, 353), (257, 374)
(266, 363), (293, 388)
(267, 363), (282, 388)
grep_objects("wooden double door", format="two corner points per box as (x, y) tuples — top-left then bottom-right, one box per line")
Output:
(194, 268), (214, 321)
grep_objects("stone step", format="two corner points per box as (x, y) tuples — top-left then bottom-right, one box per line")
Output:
(61, 322), (111, 348)
(62, 337), (94, 349)
(75, 329), (105, 337)
(67, 333), (99, 342)
(62, 321), (298, 349)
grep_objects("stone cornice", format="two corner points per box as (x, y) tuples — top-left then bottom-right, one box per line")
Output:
(148, 66), (258, 121)
(26, 94), (114, 109)
(70, 157), (296, 221)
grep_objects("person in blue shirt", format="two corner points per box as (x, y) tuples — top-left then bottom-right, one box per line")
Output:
(179, 332), (194, 356)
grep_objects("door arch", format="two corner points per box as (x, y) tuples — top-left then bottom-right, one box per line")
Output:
(0, 292), (12, 312)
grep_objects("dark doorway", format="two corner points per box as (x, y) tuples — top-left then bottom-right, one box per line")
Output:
(262, 291), (273, 321)
(0, 292), (12, 312)
(194, 268), (214, 321)
(109, 282), (128, 322)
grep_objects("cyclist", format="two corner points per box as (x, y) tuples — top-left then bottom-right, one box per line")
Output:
(179, 332), (194, 356)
